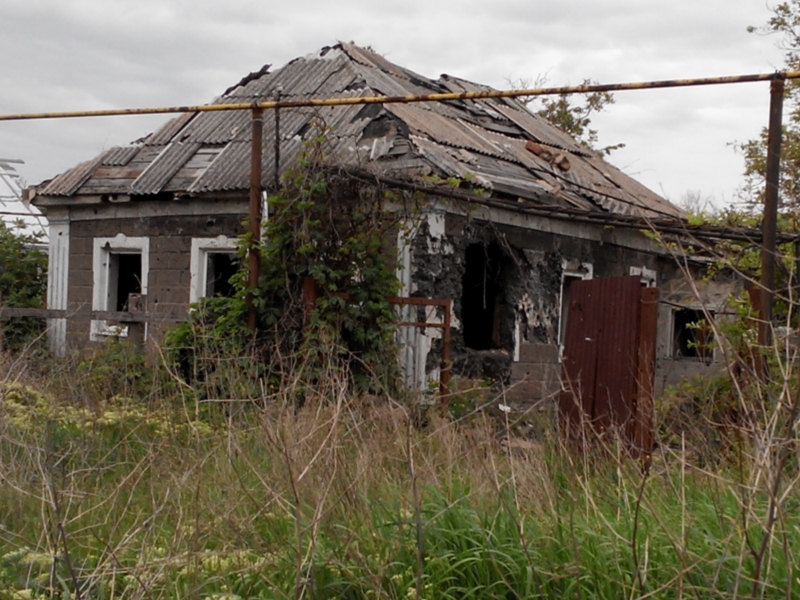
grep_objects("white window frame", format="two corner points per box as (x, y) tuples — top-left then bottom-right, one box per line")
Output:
(190, 236), (239, 304)
(91, 235), (149, 341)
(629, 265), (657, 287)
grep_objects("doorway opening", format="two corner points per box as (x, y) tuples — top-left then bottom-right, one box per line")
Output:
(461, 241), (513, 351)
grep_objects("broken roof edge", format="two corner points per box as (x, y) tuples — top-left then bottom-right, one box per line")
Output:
(27, 42), (684, 221)
(341, 168), (792, 246)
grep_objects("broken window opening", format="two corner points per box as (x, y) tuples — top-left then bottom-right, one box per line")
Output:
(461, 241), (513, 351)
(108, 253), (142, 312)
(205, 252), (239, 298)
(91, 235), (149, 341)
(673, 308), (713, 362)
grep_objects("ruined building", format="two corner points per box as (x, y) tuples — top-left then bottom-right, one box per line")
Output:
(27, 43), (724, 417)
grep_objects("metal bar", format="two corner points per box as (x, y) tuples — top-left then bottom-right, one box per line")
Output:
(440, 299), (452, 412)
(0, 307), (66, 318)
(0, 211), (46, 218)
(759, 77), (785, 351)
(274, 92), (281, 192)
(247, 108), (264, 331)
(2, 71), (800, 122)
(0, 307), (185, 323)
(386, 296), (451, 307)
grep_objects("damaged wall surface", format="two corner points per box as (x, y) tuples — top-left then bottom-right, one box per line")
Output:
(399, 203), (735, 410)
(28, 42), (727, 412)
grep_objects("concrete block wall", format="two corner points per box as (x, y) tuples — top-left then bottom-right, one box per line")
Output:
(505, 343), (561, 408)
(65, 212), (246, 348)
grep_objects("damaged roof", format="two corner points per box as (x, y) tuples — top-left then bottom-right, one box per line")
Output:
(32, 43), (683, 219)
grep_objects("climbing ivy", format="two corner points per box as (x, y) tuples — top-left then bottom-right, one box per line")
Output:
(167, 139), (412, 396)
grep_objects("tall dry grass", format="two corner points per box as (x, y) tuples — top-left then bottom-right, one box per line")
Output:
(0, 332), (799, 599)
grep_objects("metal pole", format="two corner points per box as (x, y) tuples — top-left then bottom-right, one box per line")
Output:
(440, 300), (452, 414)
(4, 71), (800, 122)
(758, 77), (785, 352)
(274, 89), (281, 192)
(247, 107), (264, 331)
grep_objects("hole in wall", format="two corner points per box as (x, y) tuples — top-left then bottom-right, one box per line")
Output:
(673, 308), (713, 362)
(460, 241), (514, 351)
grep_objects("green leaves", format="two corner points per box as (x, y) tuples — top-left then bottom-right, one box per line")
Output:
(0, 221), (47, 350)
(167, 140), (404, 397)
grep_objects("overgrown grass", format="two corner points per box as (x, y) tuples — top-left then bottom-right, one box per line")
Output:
(1, 344), (798, 599)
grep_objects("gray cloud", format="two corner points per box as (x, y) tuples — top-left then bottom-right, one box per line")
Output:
(0, 0), (787, 205)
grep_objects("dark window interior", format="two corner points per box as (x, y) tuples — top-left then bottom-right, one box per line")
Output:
(673, 308), (712, 361)
(206, 252), (239, 298)
(112, 253), (142, 311)
(461, 242), (511, 351)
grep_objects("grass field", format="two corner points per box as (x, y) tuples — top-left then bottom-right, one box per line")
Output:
(1, 345), (798, 599)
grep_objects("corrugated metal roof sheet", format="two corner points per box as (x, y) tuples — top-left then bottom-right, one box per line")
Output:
(102, 146), (140, 166)
(37, 150), (111, 196)
(33, 42), (683, 220)
(131, 141), (201, 195)
(145, 111), (196, 146)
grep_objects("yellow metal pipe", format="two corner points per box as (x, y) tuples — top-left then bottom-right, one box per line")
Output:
(1, 71), (799, 122)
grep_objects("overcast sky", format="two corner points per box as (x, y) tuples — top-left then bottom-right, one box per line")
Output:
(0, 0), (788, 209)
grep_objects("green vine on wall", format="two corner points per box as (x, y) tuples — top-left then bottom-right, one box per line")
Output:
(167, 138), (417, 396)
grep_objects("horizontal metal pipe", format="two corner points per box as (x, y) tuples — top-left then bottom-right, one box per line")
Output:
(1, 71), (799, 122)
(0, 211), (46, 218)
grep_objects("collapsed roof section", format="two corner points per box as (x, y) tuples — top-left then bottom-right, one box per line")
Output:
(32, 43), (683, 219)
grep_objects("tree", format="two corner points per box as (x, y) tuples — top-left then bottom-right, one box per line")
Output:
(740, 1), (800, 213)
(0, 220), (47, 350)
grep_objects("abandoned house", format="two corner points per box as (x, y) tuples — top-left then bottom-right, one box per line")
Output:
(27, 43), (732, 430)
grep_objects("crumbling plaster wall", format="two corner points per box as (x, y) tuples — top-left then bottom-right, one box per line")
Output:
(406, 208), (660, 391)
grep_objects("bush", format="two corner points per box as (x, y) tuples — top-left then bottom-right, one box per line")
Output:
(0, 220), (46, 350)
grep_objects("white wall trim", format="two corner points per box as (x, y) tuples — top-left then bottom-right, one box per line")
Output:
(189, 236), (239, 304)
(91, 234), (149, 341)
(629, 265), (657, 287)
(46, 215), (69, 355)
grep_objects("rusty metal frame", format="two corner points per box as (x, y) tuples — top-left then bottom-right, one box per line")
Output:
(388, 295), (452, 408)
(302, 280), (452, 406)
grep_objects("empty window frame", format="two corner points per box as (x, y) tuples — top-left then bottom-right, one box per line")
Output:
(672, 308), (713, 361)
(91, 235), (149, 340)
(190, 237), (240, 303)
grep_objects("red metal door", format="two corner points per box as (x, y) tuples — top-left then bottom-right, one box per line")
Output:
(559, 276), (657, 456)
